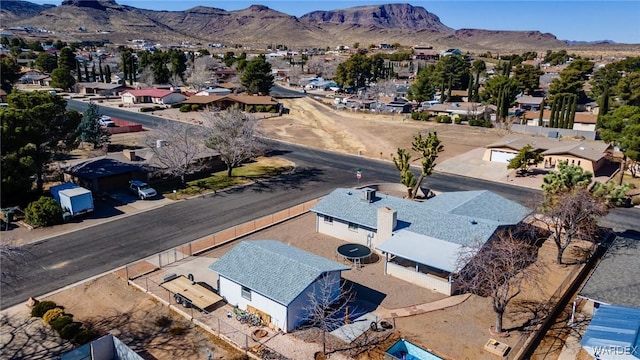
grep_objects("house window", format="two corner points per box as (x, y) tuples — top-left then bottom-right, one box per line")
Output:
(241, 286), (252, 301)
(348, 222), (358, 232)
(578, 160), (581, 166)
(324, 216), (333, 224)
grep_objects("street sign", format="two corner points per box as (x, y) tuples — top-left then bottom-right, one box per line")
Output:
(356, 169), (362, 179)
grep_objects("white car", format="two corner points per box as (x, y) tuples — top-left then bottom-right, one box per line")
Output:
(98, 115), (116, 127)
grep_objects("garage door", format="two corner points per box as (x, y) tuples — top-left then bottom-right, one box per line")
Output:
(491, 150), (516, 163)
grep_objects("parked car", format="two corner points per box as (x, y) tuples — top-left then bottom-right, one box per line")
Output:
(129, 180), (157, 200)
(99, 115), (116, 127)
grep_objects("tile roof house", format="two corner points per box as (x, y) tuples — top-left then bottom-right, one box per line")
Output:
(311, 188), (531, 295)
(483, 135), (612, 174)
(75, 82), (130, 96)
(209, 240), (350, 332)
(182, 95), (280, 112)
(121, 88), (187, 105)
(515, 95), (545, 110)
(523, 110), (598, 131)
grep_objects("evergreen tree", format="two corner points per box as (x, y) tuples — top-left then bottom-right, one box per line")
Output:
(240, 54), (274, 95)
(77, 102), (110, 148)
(507, 144), (544, 175)
(99, 60), (104, 83)
(76, 61), (82, 83)
(91, 64), (96, 83)
(549, 96), (559, 128)
(538, 99), (545, 126)
(467, 76), (474, 100)
(558, 95), (568, 128)
(567, 95), (577, 129)
(105, 65), (111, 83)
(82, 62), (88, 82)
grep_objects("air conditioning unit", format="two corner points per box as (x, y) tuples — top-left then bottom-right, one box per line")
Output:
(361, 188), (376, 202)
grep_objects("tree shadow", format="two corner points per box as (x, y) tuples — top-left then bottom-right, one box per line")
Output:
(226, 167), (325, 194)
(0, 312), (73, 359)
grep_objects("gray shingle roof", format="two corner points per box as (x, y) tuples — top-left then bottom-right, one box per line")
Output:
(579, 236), (640, 308)
(311, 188), (531, 246)
(208, 241), (350, 306)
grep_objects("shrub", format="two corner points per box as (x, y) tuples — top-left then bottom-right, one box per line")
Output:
(171, 103), (183, 108)
(190, 104), (200, 111)
(632, 196), (640, 206)
(454, 117), (462, 124)
(265, 105), (273, 112)
(31, 300), (58, 318)
(118, 104), (123, 108)
(436, 115), (452, 123)
(72, 328), (96, 345)
(50, 314), (73, 332)
(168, 325), (187, 336)
(468, 119), (494, 128)
(139, 107), (154, 112)
(43, 308), (64, 324)
(59, 322), (82, 340)
(155, 315), (172, 328)
(25, 197), (63, 227)
(179, 104), (191, 112)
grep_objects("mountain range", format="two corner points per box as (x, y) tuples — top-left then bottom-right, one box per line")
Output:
(0, 0), (636, 53)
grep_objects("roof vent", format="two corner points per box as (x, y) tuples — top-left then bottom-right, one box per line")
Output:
(579, 146), (585, 150)
(469, 219), (478, 225)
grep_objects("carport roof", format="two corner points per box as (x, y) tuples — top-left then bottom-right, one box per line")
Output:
(65, 157), (149, 179)
(377, 230), (466, 272)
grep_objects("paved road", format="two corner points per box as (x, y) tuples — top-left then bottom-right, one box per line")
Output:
(2, 100), (636, 310)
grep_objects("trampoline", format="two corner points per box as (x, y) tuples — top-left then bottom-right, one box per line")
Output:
(337, 243), (372, 268)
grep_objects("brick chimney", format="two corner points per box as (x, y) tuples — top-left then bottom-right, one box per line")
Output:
(123, 149), (136, 161)
(377, 207), (397, 245)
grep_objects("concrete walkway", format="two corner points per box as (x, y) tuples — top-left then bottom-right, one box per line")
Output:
(375, 293), (472, 319)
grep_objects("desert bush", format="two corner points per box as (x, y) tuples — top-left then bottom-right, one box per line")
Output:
(171, 103), (183, 108)
(73, 328), (97, 345)
(155, 315), (172, 328)
(436, 115), (452, 123)
(632, 195), (640, 206)
(454, 117), (462, 124)
(191, 104), (200, 111)
(59, 322), (82, 340)
(25, 196), (63, 227)
(179, 104), (191, 112)
(168, 325), (187, 336)
(32, 300), (58, 318)
(43, 308), (64, 324)
(50, 314), (73, 332)
(139, 107), (154, 112)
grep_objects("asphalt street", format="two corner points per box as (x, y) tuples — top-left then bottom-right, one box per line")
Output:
(1, 98), (636, 309)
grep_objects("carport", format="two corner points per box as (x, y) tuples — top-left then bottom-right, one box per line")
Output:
(64, 158), (152, 194)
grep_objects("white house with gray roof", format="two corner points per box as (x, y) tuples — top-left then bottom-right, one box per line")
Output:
(208, 240), (350, 332)
(310, 188), (531, 295)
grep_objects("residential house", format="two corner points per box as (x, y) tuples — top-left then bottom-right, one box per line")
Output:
(413, 45), (439, 61)
(76, 82), (130, 96)
(61, 334), (144, 360)
(195, 87), (232, 96)
(310, 188), (531, 295)
(121, 89), (187, 105)
(182, 95), (279, 112)
(483, 135), (612, 174)
(516, 95), (545, 111)
(208, 240), (350, 332)
(441, 48), (462, 57)
(523, 110), (598, 131)
(576, 235), (640, 360)
(63, 157), (153, 193)
(424, 102), (494, 121)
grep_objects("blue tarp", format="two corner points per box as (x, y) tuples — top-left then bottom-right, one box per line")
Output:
(581, 304), (640, 360)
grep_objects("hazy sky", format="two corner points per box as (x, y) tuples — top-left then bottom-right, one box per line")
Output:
(27, 0), (640, 43)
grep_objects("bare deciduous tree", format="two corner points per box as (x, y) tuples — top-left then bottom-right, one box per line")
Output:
(536, 188), (610, 264)
(144, 120), (208, 186)
(203, 108), (265, 177)
(456, 227), (544, 334)
(186, 56), (219, 91)
(302, 274), (357, 355)
(137, 68), (154, 88)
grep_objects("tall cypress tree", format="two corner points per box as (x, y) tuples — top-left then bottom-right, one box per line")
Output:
(76, 61), (82, 83)
(99, 61), (104, 83)
(91, 64), (96, 83)
(567, 94), (577, 129)
(538, 99), (545, 126)
(83, 62), (89, 82)
(598, 85), (610, 128)
(549, 96), (558, 128)
(558, 95), (568, 128)
(467, 76), (474, 101)
(105, 65), (111, 83)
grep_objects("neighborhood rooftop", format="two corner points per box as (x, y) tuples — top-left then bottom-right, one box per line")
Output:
(486, 134), (610, 160)
(579, 236), (640, 308)
(208, 240), (350, 306)
(311, 188), (531, 246)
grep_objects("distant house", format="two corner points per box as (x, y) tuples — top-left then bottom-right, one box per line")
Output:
(424, 102), (494, 120)
(63, 157), (152, 193)
(441, 48), (462, 57)
(76, 82), (130, 96)
(209, 240), (350, 332)
(311, 188), (530, 295)
(515, 95), (545, 111)
(121, 88), (187, 105)
(483, 135), (612, 174)
(182, 95), (279, 112)
(195, 87), (232, 96)
(523, 110), (598, 131)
